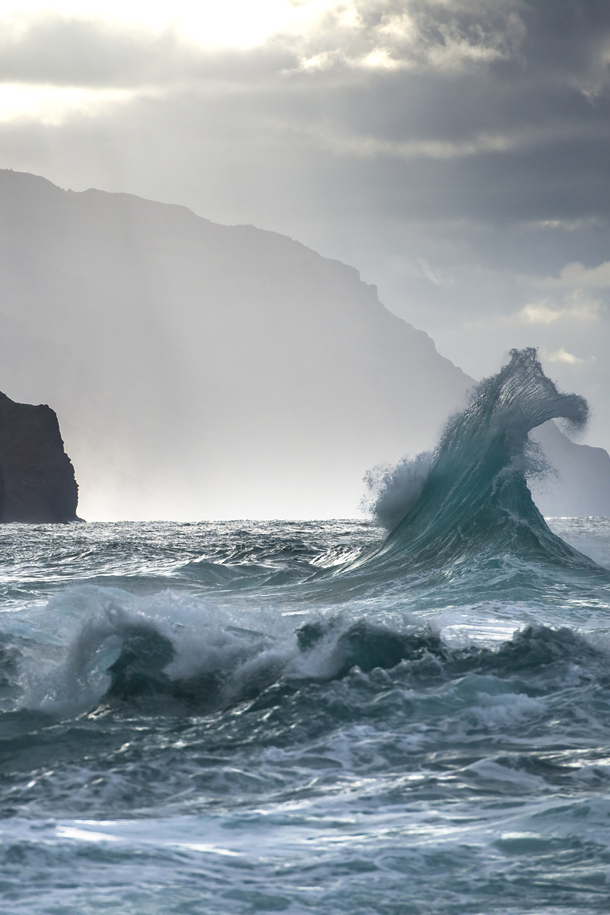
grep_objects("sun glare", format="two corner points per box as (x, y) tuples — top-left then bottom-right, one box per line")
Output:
(0, 0), (359, 123)
(1, 0), (297, 47)
(0, 83), (137, 124)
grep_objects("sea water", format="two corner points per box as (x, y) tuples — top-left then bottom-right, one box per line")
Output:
(1, 350), (610, 914)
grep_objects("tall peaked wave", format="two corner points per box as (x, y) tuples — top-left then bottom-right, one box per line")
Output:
(359, 348), (593, 572)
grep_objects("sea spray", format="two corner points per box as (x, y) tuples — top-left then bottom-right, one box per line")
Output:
(0, 352), (609, 914)
(356, 348), (594, 574)
(0, 512), (609, 913)
(361, 451), (434, 532)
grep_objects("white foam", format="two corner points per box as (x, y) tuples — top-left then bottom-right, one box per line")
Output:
(362, 452), (433, 531)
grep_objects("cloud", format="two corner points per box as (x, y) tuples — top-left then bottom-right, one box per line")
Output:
(0, 84), (150, 125)
(1, 3), (610, 388)
(518, 0), (610, 98)
(0, 0), (521, 91)
(281, 0), (526, 75)
(554, 261), (610, 289)
(518, 292), (602, 326)
(0, 1), (294, 51)
(519, 302), (564, 326)
(543, 347), (596, 366)
(0, 13), (295, 89)
(2, 1), (610, 174)
(0, 15), (170, 87)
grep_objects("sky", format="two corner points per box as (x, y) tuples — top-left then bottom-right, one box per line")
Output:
(1, 0), (610, 450)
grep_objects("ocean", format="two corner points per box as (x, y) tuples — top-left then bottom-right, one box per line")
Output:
(1, 349), (610, 914)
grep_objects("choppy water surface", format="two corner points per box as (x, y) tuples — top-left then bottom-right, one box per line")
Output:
(2, 351), (610, 913)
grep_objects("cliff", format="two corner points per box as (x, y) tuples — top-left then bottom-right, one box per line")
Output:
(0, 392), (79, 523)
(0, 169), (471, 519)
(0, 169), (607, 519)
(530, 421), (610, 517)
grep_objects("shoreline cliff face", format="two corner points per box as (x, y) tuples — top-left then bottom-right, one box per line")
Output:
(0, 392), (79, 523)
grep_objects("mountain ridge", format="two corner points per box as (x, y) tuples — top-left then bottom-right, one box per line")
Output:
(0, 168), (606, 520)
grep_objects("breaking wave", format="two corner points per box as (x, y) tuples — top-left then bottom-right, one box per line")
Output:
(1, 348), (610, 915)
(4, 583), (604, 720)
(357, 348), (593, 573)
(362, 451), (434, 532)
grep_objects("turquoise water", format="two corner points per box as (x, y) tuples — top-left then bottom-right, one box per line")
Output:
(1, 350), (610, 913)
(0, 518), (609, 914)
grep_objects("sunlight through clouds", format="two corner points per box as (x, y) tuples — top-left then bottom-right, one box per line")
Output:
(0, 83), (143, 124)
(0, 0), (527, 126)
(0, 0), (294, 48)
(0, 0), (526, 65)
(1, 0), (609, 456)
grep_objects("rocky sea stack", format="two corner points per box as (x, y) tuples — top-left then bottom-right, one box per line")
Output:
(0, 392), (79, 523)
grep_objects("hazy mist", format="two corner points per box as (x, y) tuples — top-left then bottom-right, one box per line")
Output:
(1, 1), (610, 518)
(0, 170), (473, 519)
(1, 0), (609, 456)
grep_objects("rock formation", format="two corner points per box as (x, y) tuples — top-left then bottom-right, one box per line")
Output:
(0, 168), (608, 519)
(0, 169), (471, 519)
(0, 392), (79, 522)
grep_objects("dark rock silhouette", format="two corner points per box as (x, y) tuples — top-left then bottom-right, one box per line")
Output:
(0, 392), (79, 522)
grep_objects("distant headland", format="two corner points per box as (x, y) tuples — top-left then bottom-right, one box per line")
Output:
(0, 168), (609, 520)
(0, 392), (79, 523)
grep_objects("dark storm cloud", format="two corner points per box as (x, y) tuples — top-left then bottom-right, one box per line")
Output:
(268, 0), (610, 229)
(3, 0), (610, 236)
(3, 2), (609, 154)
(281, 0), (525, 74)
(3, 2), (610, 234)
(517, 0), (610, 87)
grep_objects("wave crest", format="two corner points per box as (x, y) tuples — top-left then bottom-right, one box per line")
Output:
(359, 348), (593, 571)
